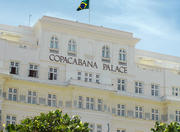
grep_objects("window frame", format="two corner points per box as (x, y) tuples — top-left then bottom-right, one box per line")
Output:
(135, 81), (144, 94)
(95, 74), (100, 84)
(68, 39), (77, 56)
(86, 97), (94, 110)
(151, 84), (159, 96)
(78, 96), (83, 109)
(117, 79), (126, 91)
(97, 124), (102, 132)
(8, 88), (17, 101)
(84, 72), (93, 82)
(117, 104), (126, 116)
(176, 110), (180, 122)
(28, 64), (39, 78)
(28, 90), (37, 104)
(172, 87), (180, 96)
(135, 106), (143, 119)
(50, 35), (59, 49)
(97, 99), (103, 111)
(102, 45), (110, 62)
(89, 123), (95, 132)
(6, 115), (16, 126)
(48, 67), (58, 80)
(77, 71), (82, 80)
(119, 48), (127, 63)
(47, 94), (57, 107)
(9, 61), (19, 75)
(152, 108), (159, 121)
(86, 97), (90, 109)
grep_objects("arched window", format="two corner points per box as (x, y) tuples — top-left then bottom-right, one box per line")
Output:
(50, 36), (58, 49)
(68, 39), (76, 56)
(102, 45), (110, 58)
(119, 49), (126, 63)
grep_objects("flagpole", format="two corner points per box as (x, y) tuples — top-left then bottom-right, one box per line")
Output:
(88, 0), (90, 24)
(77, 0), (90, 23)
(89, 8), (90, 24)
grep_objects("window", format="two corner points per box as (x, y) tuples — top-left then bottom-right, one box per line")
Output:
(0, 110), (1, 125)
(78, 96), (83, 109)
(102, 46), (110, 58)
(48, 94), (56, 107)
(98, 99), (103, 111)
(28, 91), (37, 104)
(48, 67), (57, 80)
(117, 129), (126, 132)
(28, 64), (38, 78)
(102, 45), (110, 62)
(84, 73), (92, 82)
(95, 74), (100, 84)
(89, 74), (92, 82)
(85, 73), (88, 82)
(135, 82), (143, 94)
(6, 115), (16, 125)
(172, 87), (180, 96)
(117, 79), (126, 91)
(86, 97), (94, 110)
(77, 72), (81, 80)
(68, 39), (76, 56)
(152, 108), (159, 121)
(10, 61), (19, 75)
(86, 97), (90, 109)
(50, 36), (58, 49)
(89, 124), (94, 132)
(119, 49), (126, 63)
(135, 106), (143, 119)
(90, 98), (94, 110)
(151, 84), (159, 96)
(97, 124), (102, 132)
(176, 110), (180, 122)
(8, 88), (17, 101)
(117, 104), (125, 116)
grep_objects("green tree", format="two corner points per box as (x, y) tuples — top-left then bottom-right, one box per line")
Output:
(6, 110), (89, 132)
(151, 122), (180, 132)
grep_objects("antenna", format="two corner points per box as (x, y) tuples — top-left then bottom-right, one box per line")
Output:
(29, 14), (32, 26)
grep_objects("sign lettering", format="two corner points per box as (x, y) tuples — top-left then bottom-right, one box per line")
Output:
(49, 54), (127, 73)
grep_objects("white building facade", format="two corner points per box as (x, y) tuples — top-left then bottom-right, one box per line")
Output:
(0, 16), (180, 132)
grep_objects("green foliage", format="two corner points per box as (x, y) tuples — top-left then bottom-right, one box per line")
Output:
(151, 122), (180, 132)
(6, 110), (89, 132)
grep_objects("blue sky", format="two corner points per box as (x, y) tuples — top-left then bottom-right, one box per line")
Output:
(0, 0), (180, 57)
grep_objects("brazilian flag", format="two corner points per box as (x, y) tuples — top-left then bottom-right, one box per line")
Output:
(77, 0), (89, 11)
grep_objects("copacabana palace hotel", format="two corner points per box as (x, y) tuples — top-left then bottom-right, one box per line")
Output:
(0, 16), (180, 132)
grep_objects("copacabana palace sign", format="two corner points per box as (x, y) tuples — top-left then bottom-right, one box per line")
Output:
(49, 54), (127, 73)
